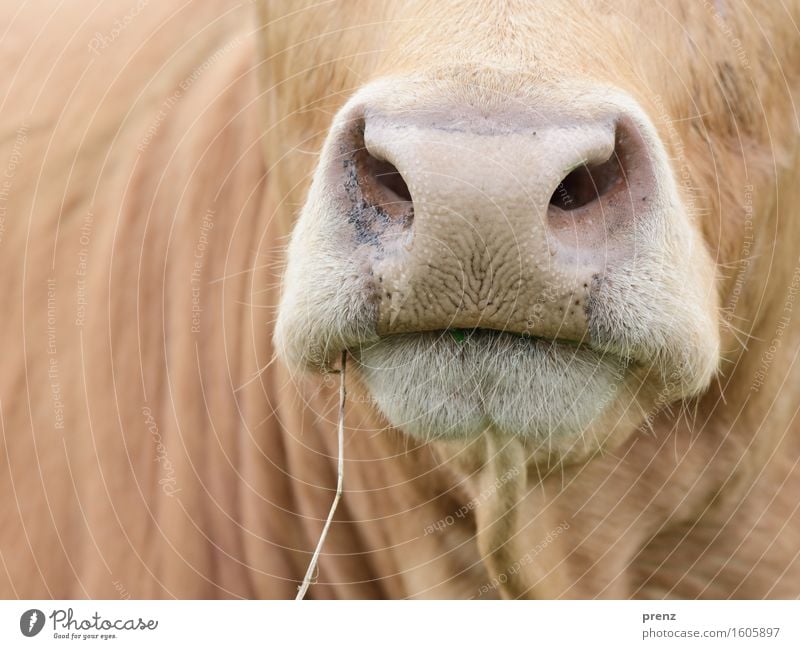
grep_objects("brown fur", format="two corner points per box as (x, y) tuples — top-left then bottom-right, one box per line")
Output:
(0, 0), (798, 598)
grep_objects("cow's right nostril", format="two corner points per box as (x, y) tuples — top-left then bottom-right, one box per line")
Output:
(352, 134), (414, 223)
(368, 156), (413, 204)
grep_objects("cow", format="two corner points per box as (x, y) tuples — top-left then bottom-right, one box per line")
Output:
(0, 0), (798, 599)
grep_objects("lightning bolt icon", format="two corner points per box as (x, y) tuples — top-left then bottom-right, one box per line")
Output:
(28, 611), (37, 632)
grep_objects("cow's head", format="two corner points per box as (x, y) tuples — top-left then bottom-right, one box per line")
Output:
(267, 1), (783, 460)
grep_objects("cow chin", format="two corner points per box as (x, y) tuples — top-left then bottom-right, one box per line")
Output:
(352, 331), (631, 443)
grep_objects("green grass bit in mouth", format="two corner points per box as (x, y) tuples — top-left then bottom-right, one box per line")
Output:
(448, 328), (467, 343)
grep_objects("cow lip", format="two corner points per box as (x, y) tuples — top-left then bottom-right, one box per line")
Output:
(347, 326), (588, 356)
(346, 327), (635, 440)
(339, 326), (636, 372)
(443, 327), (583, 347)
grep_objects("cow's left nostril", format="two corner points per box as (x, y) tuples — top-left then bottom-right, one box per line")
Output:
(549, 144), (624, 211)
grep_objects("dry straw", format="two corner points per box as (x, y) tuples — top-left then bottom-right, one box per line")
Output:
(296, 351), (347, 600)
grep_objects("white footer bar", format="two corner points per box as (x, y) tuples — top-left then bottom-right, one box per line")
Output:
(1, 600), (797, 648)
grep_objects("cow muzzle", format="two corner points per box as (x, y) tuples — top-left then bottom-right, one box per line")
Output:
(275, 77), (720, 446)
(321, 96), (655, 343)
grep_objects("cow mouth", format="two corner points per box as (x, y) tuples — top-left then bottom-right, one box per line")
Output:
(348, 326), (593, 361)
(348, 327), (630, 440)
(345, 326), (590, 369)
(441, 327), (582, 348)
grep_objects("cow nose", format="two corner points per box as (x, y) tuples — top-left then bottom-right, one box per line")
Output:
(330, 106), (652, 341)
